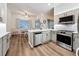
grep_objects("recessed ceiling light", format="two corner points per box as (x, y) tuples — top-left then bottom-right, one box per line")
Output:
(48, 3), (51, 6)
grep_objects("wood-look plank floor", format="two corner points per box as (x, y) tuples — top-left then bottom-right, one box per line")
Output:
(6, 34), (75, 56)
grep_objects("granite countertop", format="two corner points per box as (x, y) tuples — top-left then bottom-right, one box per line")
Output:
(0, 32), (10, 38)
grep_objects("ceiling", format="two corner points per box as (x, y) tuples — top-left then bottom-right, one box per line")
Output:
(54, 3), (79, 15)
(7, 3), (79, 16)
(7, 3), (56, 16)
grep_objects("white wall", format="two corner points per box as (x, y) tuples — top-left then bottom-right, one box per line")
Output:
(36, 14), (48, 29)
(7, 8), (36, 32)
(0, 3), (7, 33)
(0, 23), (6, 33)
(7, 8), (16, 32)
(0, 3), (7, 23)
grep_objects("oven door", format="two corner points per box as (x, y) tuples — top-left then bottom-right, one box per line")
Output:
(57, 34), (72, 46)
(57, 33), (73, 51)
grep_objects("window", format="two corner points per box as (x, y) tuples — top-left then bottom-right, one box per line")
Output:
(18, 20), (30, 30)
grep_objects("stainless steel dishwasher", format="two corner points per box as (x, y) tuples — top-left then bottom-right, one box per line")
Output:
(34, 32), (42, 46)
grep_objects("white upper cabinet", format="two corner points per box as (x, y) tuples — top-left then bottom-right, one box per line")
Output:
(66, 10), (74, 16)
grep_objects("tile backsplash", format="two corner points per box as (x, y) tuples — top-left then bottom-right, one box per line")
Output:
(54, 23), (77, 32)
(54, 8), (79, 32)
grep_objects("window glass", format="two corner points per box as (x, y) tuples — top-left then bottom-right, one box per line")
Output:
(18, 20), (30, 30)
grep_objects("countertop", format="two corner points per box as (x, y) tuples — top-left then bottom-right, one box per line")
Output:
(28, 29), (79, 34)
(0, 32), (10, 38)
(28, 29), (57, 32)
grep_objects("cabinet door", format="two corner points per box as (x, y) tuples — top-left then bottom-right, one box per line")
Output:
(42, 32), (47, 43)
(0, 38), (2, 56)
(73, 34), (79, 52)
(28, 32), (34, 47)
(7, 33), (11, 50)
(46, 31), (50, 41)
(52, 31), (57, 42)
(35, 34), (42, 45)
(42, 31), (50, 43)
(66, 10), (74, 16)
(2, 36), (7, 56)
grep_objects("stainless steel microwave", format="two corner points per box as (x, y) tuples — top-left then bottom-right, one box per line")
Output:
(59, 15), (74, 24)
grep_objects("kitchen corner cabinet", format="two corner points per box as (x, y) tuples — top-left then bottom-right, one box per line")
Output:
(51, 31), (57, 42)
(73, 33), (79, 52)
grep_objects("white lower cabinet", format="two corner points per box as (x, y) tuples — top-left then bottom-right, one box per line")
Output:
(51, 31), (57, 42)
(28, 31), (51, 47)
(42, 31), (50, 43)
(35, 33), (42, 45)
(73, 33), (79, 52)
(0, 38), (2, 56)
(0, 33), (10, 56)
(2, 35), (7, 56)
(28, 32), (34, 48)
(7, 34), (11, 50)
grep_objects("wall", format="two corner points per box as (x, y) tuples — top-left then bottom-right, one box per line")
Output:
(7, 5), (54, 31)
(47, 15), (54, 20)
(7, 8), (16, 32)
(38, 14), (48, 29)
(0, 3), (7, 23)
(46, 8), (54, 20)
(0, 23), (6, 33)
(7, 8), (36, 32)
(0, 3), (7, 33)
(54, 8), (79, 32)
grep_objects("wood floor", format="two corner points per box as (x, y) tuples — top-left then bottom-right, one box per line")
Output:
(6, 34), (75, 56)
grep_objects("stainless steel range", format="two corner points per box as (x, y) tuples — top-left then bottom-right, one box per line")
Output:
(57, 30), (74, 51)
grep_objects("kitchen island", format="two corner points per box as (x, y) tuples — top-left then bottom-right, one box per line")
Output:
(28, 29), (57, 48)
